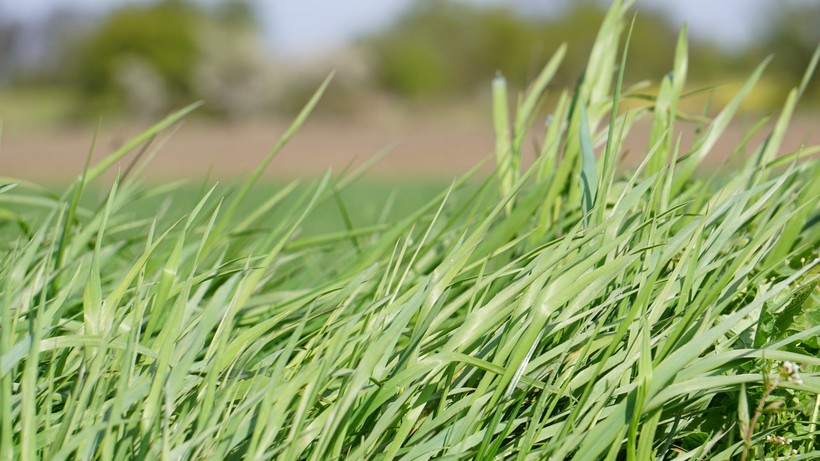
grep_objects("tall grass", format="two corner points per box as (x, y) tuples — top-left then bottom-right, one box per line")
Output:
(1, 1), (819, 459)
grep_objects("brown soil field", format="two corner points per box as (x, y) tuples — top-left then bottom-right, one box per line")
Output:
(1, 110), (818, 182)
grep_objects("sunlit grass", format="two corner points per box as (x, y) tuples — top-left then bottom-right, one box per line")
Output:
(1, 1), (818, 459)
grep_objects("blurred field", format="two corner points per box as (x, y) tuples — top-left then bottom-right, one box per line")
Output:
(2, 107), (819, 182)
(1, 0), (818, 183)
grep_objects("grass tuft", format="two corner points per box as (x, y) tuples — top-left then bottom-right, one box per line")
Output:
(1, 2), (818, 460)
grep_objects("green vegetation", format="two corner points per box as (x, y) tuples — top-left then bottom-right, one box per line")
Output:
(366, 0), (686, 98)
(64, 0), (269, 118)
(3, 0), (818, 121)
(364, 0), (819, 109)
(1, 1), (819, 459)
(71, 2), (202, 111)
(754, 1), (820, 103)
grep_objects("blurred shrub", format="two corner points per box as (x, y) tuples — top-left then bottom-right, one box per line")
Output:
(757, 1), (820, 102)
(372, 37), (454, 98)
(193, 27), (278, 119)
(365, 0), (745, 101)
(44, 0), (820, 119)
(193, 3), (280, 119)
(69, 0), (277, 118)
(72, 1), (201, 115)
(274, 47), (377, 116)
(366, 1), (545, 99)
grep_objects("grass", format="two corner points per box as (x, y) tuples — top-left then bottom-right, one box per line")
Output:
(0, 180), (449, 243)
(0, 86), (77, 128)
(1, 1), (819, 459)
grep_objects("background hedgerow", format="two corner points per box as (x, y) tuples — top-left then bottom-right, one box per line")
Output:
(1, 1), (818, 459)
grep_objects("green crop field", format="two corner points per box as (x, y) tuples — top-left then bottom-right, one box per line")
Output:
(1, 1), (818, 459)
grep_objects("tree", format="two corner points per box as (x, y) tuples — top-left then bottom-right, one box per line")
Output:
(193, 1), (279, 118)
(364, 0), (699, 100)
(71, 1), (202, 114)
(759, 1), (820, 98)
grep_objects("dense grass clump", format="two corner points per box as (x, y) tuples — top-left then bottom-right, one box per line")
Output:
(1, 1), (818, 459)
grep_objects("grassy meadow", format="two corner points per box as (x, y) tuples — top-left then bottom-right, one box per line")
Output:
(1, 1), (819, 459)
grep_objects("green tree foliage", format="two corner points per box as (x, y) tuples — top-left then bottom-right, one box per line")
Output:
(68, 0), (273, 117)
(72, 1), (202, 111)
(758, 1), (820, 97)
(193, 1), (280, 118)
(367, 0), (549, 99)
(365, 0), (724, 99)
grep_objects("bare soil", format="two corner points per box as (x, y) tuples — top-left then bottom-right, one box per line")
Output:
(1, 109), (818, 182)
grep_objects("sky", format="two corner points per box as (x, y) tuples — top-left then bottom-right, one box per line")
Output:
(0, 0), (780, 55)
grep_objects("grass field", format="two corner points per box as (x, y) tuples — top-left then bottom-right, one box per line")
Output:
(1, 1), (819, 459)
(1, 180), (449, 241)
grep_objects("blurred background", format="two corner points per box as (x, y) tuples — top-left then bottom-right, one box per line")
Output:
(0, 0), (818, 180)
